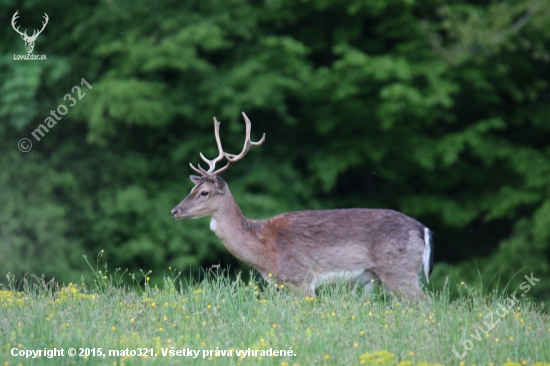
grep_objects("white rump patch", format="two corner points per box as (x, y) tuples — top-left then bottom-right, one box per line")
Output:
(423, 227), (432, 283)
(210, 218), (217, 232)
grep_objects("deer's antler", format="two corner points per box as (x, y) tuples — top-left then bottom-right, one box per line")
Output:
(11, 11), (48, 40)
(11, 11), (27, 37)
(189, 117), (226, 175)
(32, 13), (49, 39)
(189, 112), (265, 176)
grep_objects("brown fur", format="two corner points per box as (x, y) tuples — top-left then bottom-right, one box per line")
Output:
(172, 175), (431, 300)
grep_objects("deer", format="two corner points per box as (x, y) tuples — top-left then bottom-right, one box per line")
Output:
(171, 112), (433, 300)
(11, 11), (49, 54)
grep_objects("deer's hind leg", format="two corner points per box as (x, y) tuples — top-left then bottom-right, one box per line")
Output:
(373, 231), (428, 301)
(374, 253), (427, 300)
(378, 273), (425, 300)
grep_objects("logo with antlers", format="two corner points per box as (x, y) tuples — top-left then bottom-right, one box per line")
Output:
(11, 11), (49, 54)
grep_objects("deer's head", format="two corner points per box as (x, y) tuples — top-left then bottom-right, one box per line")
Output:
(171, 112), (265, 220)
(11, 11), (49, 54)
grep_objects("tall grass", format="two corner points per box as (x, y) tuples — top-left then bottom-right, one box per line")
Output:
(1, 253), (549, 365)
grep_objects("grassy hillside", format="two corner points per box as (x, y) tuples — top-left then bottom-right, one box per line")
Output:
(1, 254), (549, 365)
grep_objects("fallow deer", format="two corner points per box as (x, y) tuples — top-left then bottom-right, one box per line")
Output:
(172, 113), (433, 299)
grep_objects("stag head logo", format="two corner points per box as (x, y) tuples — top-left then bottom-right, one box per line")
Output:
(11, 11), (49, 54)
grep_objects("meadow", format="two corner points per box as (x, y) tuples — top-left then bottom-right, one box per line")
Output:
(1, 253), (549, 366)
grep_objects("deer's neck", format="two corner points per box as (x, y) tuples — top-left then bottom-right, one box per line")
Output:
(210, 191), (270, 271)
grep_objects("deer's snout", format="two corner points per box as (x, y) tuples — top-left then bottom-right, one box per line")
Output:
(171, 207), (181, 217)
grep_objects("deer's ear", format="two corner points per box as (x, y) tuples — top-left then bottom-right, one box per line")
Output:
(190, 175), (202, 185)
(214, 176), (227, 194)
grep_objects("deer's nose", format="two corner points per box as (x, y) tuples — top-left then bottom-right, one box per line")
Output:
(171, 207), (180, 217)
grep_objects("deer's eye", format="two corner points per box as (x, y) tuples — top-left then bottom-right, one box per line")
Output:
(200, 191), (209, 196)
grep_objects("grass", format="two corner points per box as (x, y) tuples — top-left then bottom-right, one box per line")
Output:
(1, 253), (549, 365)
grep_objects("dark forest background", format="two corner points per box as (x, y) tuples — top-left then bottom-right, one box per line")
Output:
(1, 0), (549, 299)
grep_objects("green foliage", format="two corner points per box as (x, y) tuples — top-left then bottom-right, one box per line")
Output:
(0, 0), (549, 298)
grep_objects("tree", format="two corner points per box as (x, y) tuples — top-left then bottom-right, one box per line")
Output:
(1, 0), (549, 298)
